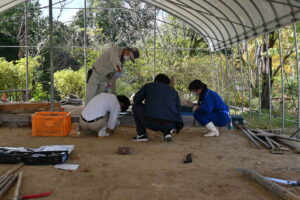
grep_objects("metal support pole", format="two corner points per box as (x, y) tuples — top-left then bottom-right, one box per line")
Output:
(255, 38), (262, 124)
(210, 51), (215, 90)
(216, 52), (221, 95)
(217, 51), (220, 94)
(84, 0), (88, 99)
(25, 0), (29, 102)
(268, 36), (272, 126)
(265, 34), (272, 127)
(219, 51), (223, 97)
(238, 44), (244, 116)
(293, 23), (300, 137)
(49, 0), (54, 111)
(278, 29), (285, 134)
(221, 53), (224, 97)
(231, 49), (238, 114)
(246, 42), (252, 120)
(225, 49), (230, 104)
(153, 7), (157, 80)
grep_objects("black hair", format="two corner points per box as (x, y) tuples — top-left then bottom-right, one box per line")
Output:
(154, 74), (171, 85)
(131, 48), (140, 59)
(188, 80), (207, 91)
(124, 47), (140, 59)
(117, 95), (130, 112)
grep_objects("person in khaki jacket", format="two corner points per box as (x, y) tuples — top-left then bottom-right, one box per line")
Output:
(80, 93), (130, 137)
(86, 46), (139, 103)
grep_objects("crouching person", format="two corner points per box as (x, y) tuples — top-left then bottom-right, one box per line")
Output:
(188, 80), (230, 137)
(132, 74), (183, 142)
(80, 93), (130, 137)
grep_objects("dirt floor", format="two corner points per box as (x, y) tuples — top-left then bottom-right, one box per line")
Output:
(0, 126), (299, 200)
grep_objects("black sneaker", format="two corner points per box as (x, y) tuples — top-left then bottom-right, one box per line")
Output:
(132, 134), (148, 142)
(164, 134), (173, 142)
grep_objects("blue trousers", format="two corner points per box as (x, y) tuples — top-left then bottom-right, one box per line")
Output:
(194, 110), (231, 126)
(132, 104), (176, 136)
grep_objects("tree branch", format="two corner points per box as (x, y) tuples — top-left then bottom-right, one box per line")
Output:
(272, 49), (294, 77)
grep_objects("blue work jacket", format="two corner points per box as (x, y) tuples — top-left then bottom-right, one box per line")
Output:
(197, 88), (229, 115)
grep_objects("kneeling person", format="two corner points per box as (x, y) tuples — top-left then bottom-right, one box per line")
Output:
(80, 93), (130, 137)
(132, 74), (183, 142)
(189, 80), (230, 137)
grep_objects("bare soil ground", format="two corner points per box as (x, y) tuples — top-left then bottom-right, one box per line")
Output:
(0, 126), (299, 200)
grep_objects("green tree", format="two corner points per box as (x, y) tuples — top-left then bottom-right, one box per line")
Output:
(0, 56), (41, 101)
(54, 67), (85, 99)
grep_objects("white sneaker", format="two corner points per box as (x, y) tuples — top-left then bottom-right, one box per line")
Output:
(98, 126), (110, 137)
(204, 122), (219, 137)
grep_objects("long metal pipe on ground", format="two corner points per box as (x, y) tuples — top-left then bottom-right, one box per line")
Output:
(0, 175), (18, 199)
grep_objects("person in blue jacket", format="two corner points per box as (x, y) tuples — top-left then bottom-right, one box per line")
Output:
(132, 74), (184, 142)
(189, 79), (230, 137)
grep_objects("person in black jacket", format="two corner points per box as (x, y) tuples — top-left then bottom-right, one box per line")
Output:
(132, 74), (183, 142)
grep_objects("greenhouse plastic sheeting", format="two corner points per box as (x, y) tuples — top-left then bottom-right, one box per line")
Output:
(143, 0), (300, 51)
(3, 0), (300, 51)
(0, 0), (26, 14)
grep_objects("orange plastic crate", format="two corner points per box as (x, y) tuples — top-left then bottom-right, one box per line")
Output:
(32, 112), (71, 136)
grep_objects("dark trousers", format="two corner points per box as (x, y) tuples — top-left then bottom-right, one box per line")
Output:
(132, 104), (176, 136)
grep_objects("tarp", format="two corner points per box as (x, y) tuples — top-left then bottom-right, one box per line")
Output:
(143, 0), (300, 51)
(3, 0), (300, 51)
(0, 0), (26, 14)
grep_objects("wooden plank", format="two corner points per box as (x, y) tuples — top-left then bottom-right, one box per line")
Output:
(0, 102), (61, 113)
(0, 114), (31, 127)
(239, 168), (300, 200)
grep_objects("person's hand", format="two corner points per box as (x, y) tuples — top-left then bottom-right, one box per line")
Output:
(106, 129), (114, 134)
(192, 105), (199, 112)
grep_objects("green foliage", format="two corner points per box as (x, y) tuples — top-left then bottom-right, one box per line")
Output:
(54, 67), (85, 99)
(72, 0), (155, 46)
(0, 56), (41, 101)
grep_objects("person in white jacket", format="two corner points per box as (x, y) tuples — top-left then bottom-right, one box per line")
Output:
(86, 46), (139, 103)
(80, 93), (130, 137)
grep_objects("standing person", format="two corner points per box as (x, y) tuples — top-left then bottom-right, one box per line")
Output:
(132, 74), (184, 142)
(86, 46), (139, 103)
(80, 93), (130, 137)
(188, 80), (231, 137)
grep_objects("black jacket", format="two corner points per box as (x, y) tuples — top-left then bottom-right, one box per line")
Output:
(134, 82), (183, 123)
